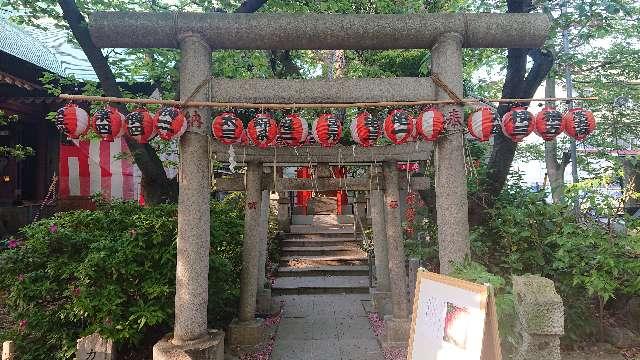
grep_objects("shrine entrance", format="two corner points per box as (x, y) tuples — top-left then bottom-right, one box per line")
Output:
(84, 10), (549, 359)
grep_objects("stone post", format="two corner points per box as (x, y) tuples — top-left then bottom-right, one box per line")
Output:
(353, 191), (368, 232)
(370, 166), (391, 316)
(153, 32), (225, 360)
(512, 275), (564, 360)
(381, 161), (410, 346)
(76, 333), (114, 360)
(229, 161), (264, 347)
(431, 32), (470, 274)
(256, 189), (272, 314)
(276, 167), (290, 232)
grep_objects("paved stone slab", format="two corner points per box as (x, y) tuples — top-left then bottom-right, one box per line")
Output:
(272, 295), (384, 360)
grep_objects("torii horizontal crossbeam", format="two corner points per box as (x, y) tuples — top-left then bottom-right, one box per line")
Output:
(210, 142), (433, 163)
(89, 12), (550, 50)
(214, 176), (429, 191)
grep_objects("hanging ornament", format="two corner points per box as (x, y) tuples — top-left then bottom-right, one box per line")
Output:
(501, 106), (534, 142)
(416, 108), (445, 141)
(55, 103), (89, 139)
(350, 111), (380, 147)
(212, 112), (244, 145)
(92, 106), (126, 142)
(155, 107), (188, 141)
(534, 107), (564, 141)
(384, 109), (414, 144)
(467, 107), (499, 142)
(279, 113), (308, 147)
(247, 113), (278, 148)
(312, 114), (343, 147)
(563, 108), (596, 141)
(126, 107), (156, 144)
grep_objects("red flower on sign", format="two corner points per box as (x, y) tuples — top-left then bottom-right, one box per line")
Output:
(247, 201), (257, 209)
(389, 200), (399, 209)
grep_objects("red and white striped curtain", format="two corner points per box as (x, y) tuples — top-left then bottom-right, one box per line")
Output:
(58, 138), (141, 201)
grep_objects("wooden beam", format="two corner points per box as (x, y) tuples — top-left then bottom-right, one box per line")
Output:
(211, 142), (433, 163)
(214, 176), (429, 191)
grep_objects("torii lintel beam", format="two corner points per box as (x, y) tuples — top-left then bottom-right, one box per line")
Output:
(89, 13), (550, 50)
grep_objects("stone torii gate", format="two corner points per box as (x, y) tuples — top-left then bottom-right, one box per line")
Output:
(88, 12), (549, 359)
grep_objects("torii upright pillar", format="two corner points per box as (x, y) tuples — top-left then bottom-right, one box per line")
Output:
(431, 33), (470, 274)
(153, 33), (224, 359)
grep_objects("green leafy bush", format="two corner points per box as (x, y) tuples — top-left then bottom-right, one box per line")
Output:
(0, 195), (245, 359)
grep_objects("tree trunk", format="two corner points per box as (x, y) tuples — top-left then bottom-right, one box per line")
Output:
(58, 0), (269, 204)
(468, 0), (554, 226)
(58, 0), (178, 204)
(622, 157), (640, 214)
(544, 76), (570, 203)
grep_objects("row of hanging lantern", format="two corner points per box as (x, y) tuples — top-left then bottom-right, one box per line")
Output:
(468, 106), (596, 142)
(56, 103), (596, 146)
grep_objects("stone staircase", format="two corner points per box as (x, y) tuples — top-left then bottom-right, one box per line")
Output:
(273, 214), (370, 295)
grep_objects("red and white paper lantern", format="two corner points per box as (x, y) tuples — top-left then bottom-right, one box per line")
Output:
(501, 107), (534, 142)
(212, 112), (244, 145)
(126, 108), (156, 144)
(467, 107), (497, 142)
(416, 108), (445, 141)
(350, 111), (380, 147)
(247, 113), (278, 148)
(279, 114), (308, 147)
(92, 106), (126, 142)
(383, 109), (414, 144)
(312, 114), (342, 147)
(155, 107), (188, 141)
(534, 107), (564, 141)
(56, 103), (89, 139)
(562, 108), (596, 141)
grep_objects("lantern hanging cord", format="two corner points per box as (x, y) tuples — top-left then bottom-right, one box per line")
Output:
(58, 93), (599, 110)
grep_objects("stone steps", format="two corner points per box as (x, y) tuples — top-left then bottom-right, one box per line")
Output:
(279, 255), (368, 267)
(281, 238), (358, 248)
(281, 245), (364, 257)
(277, 265), (370, 277)
(271, 276), (370, 295)
(291, 214), (355, 225)
(288, 224), (354, 235)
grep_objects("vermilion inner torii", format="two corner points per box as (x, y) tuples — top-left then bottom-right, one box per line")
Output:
(87, 11), (550, 358)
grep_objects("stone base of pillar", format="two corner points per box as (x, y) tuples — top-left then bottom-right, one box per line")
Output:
(153, 330), (224, 360)
(256, 288), (274, 315)
(228, 318), (265, 348)
(372, 291), (392, 316)
(382, 316), (410, 347)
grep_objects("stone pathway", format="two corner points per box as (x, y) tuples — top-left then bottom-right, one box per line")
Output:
(271, 294), (384, 360)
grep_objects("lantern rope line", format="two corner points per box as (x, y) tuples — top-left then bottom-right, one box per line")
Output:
(432, 74), (464, 105)
(58, 93), (598, 110)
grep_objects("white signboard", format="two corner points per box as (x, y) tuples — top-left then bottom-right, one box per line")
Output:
(408, 270), (501, 360)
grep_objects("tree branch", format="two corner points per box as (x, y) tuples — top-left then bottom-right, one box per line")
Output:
(58, 0), (176, 203)
(235, 0), (268, 13)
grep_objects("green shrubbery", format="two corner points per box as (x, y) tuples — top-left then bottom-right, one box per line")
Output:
(409, 175), (640, 343)
(0, 194), (246, 359)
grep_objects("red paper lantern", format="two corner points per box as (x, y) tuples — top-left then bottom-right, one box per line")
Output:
(212, 112), (244, 145)
(279, 114), (308, 147)
(92, 106), (126, 142)
(126, 108), (156, 144)
(534, 107), (564, 141)
(56, 103), (89, 139)
(312, 114), (342, 147)
(247, 113), (278, 148)
(501, 107), (534, 142)
(384, 109), (414, 144)
(350, 111), (380, 147)
(467, 107), (497, 142)
(155, 107), (188, 141)
(563, 108), (596, 141)
(416, 108), (445, 141)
